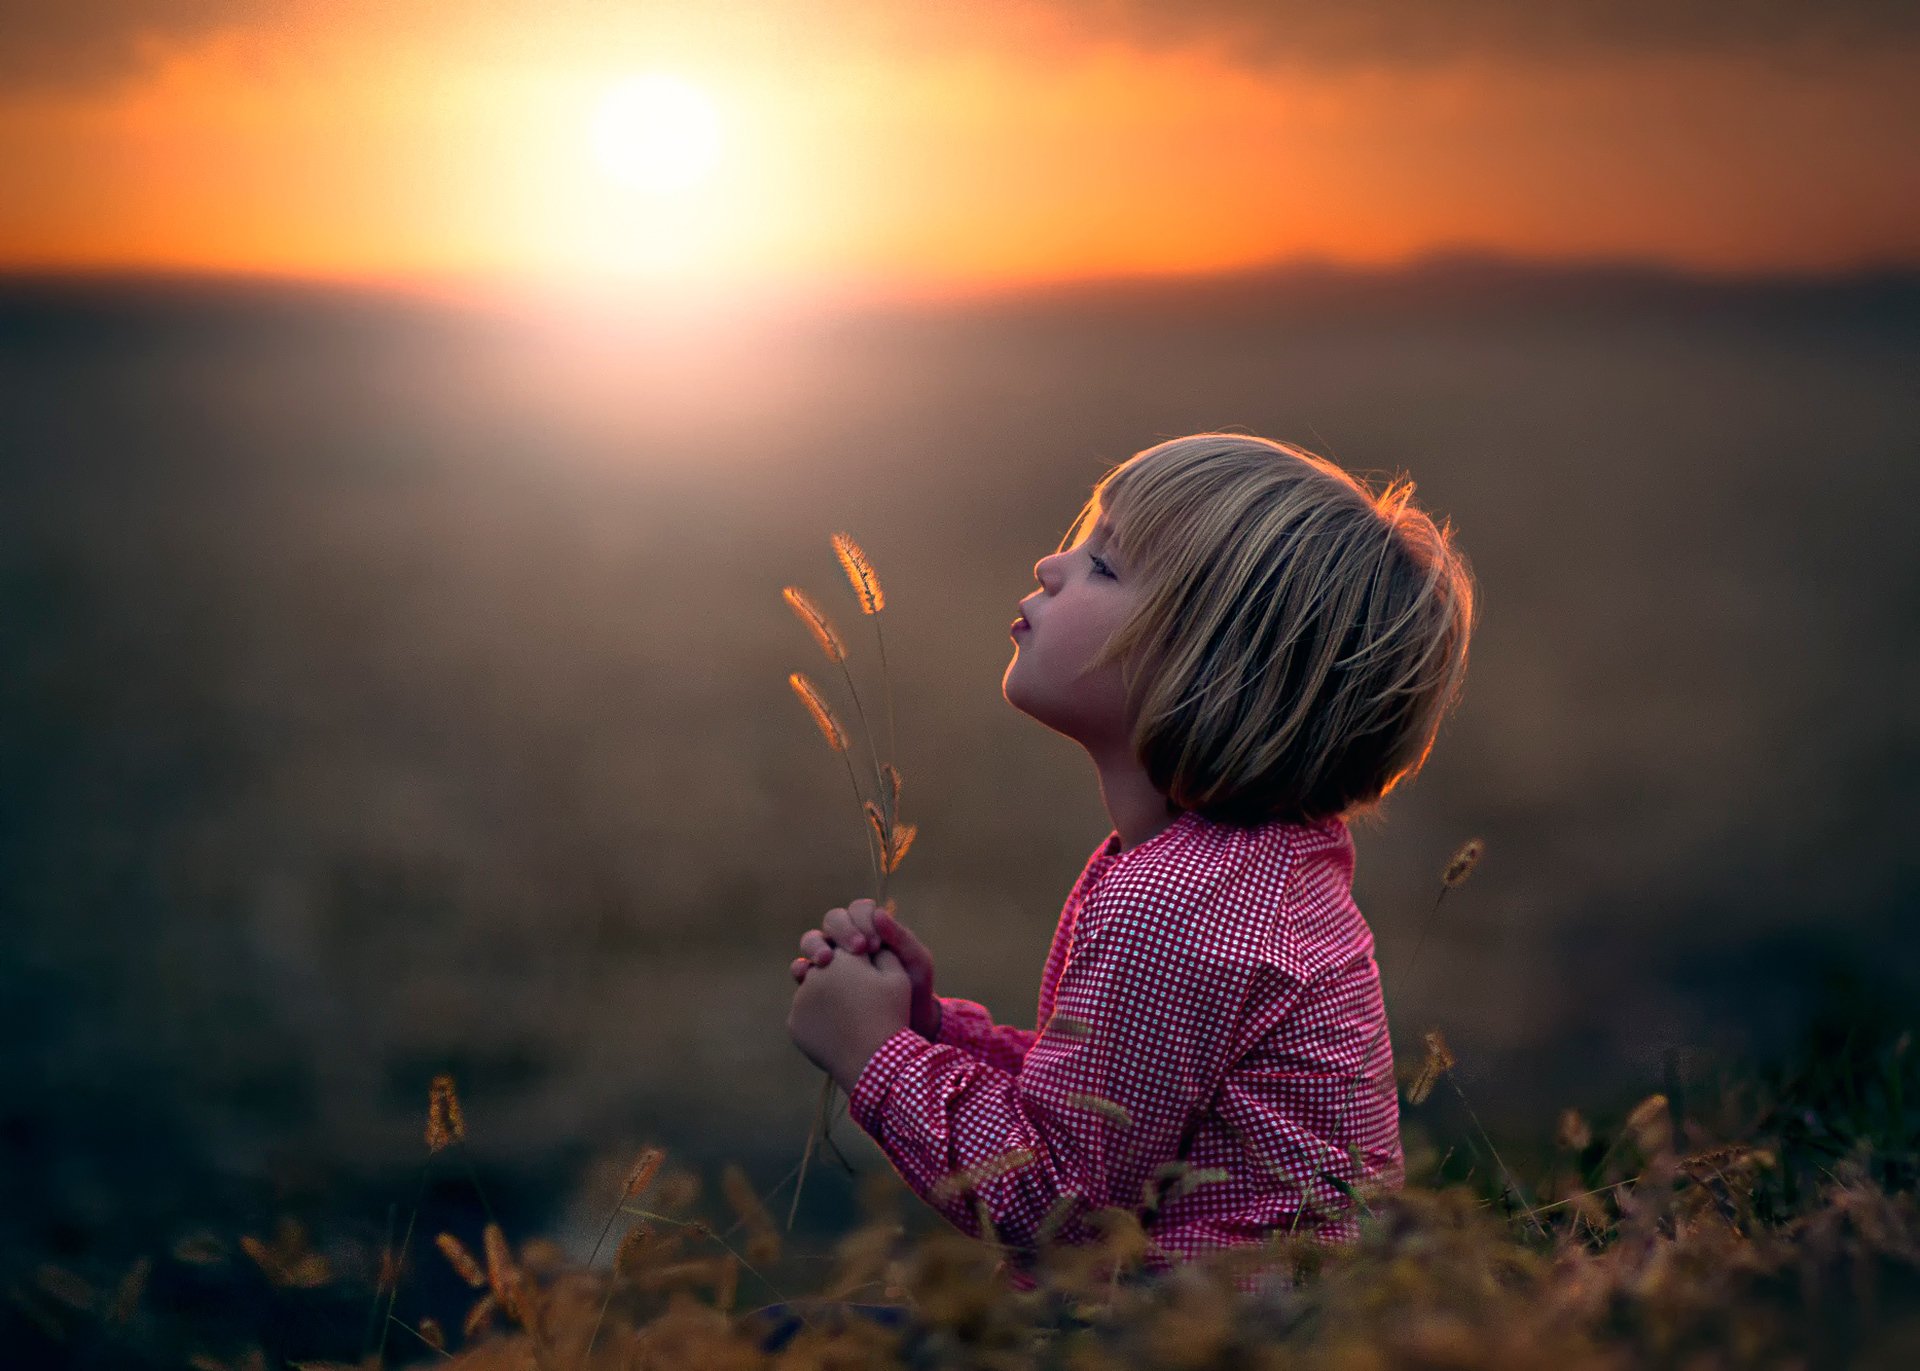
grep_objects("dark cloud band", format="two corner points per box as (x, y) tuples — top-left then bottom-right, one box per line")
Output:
(2, 0), (1915, 92)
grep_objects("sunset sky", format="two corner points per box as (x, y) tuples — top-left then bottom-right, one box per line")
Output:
(3, 0), (1915, 303)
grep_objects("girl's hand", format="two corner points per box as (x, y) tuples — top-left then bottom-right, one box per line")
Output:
(786, 945), (912, 1093)
(791, 898), (942, 1041)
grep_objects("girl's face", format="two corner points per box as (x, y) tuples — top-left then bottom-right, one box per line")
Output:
(1003, 509), (1142, 750)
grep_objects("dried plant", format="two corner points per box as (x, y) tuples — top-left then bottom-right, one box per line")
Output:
(781, 533), (919, 1237)
(426, 1072), (465, 1152)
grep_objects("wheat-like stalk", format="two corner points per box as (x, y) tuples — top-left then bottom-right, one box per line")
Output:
(931, 1147), (1037, 1204)
(783, 534), (915, 1241)
(1301, 836), (1545, 1240)
(782, 585), (847, 662)
(789, 673), (881, 891)
(1404, 1027), (1457, 1106)
(435, 1233), (486, 1289)
(785, 584), (890, 854)
(426, 1073), (464, 1152)
(832, 531), (898, 778)
(1066, 1092), (1134, 1129)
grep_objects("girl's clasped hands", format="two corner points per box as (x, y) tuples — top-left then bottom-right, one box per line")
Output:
(786, 899), (944, 1090)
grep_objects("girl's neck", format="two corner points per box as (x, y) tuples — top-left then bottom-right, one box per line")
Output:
(1090, 746), (1184, 853)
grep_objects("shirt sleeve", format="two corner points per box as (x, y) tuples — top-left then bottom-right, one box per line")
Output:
(847, 892), (1252, 1254)
(932, 995), (1041, 1075)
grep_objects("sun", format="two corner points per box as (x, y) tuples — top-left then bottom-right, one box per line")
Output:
(589, 73), (723, 193)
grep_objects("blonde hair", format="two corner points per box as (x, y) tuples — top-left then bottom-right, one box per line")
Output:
(1063, 432), (1477, 827)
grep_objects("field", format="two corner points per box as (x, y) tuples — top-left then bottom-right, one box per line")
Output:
(1, 257), (1914, 1366)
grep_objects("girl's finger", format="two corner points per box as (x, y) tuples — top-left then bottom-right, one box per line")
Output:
(875, 911), (922, 964)
(823, 908), (858, 950)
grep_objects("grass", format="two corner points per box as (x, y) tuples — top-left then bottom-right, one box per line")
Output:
(9, 533), (1917, 1367)
(14, 1014), (1919, 1369)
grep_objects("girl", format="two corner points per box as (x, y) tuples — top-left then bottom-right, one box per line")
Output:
(783, 431), (1477, 1305)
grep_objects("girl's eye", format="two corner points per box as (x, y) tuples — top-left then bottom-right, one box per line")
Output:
(1089, 553), (1115, 579)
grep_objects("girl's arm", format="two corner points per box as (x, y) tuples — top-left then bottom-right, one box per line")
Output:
(930, 995), (1041, 1074)
(845, 889), (1256, 1255)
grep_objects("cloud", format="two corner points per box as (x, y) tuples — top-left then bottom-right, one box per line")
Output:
(1081, 0), (1920, 68)
(0, 0), (245, 90)
(3, 0), (1916, 93)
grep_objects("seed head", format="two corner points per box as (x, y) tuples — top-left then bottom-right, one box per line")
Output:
(721, 1163), (779, 1260)
(426, 1074), (465, 1152)
(1441, 838), (1485, 889)
(1405, 1027), (1455, 1106)
(1065, 1092), (1133, 1128)
(931, 1147), (1036, 1203)
(1625, 1093), (1673, 1153)
(462, 1293), (499, 1339)
(831, 532), (885, 614)
(436, 1233), (486, 1289)
(481, 1223), (516, 1311)
(1035, 1190), (1084, 1246)
(884, 822), (918, 874)
(788, 673), (848, 752)
(782, 586), (848, 663)
(623, 1146), (666, 1200)
(614, 1221), (658, 1280)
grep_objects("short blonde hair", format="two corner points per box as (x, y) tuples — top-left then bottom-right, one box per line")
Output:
(1064, 432), (1477, 827)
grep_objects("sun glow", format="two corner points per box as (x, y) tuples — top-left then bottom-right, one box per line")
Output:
(589, 73), (723, 193)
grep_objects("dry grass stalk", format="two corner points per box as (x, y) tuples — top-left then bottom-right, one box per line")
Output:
(426, 1073), (464, 1152)
(721, 1163), (783, 1265)
(831, 532), (885, 615)
(1625, 1093), (1674, 1154)
(171, 1232), (226, 1266)
(461, 1292), (498, 1339)
(239, 1219), (330, 1288)
(436, 1233), (486, 1288)
(482, 1222), (517, 1316)
(33, 1264), (94, 1313)
(1066, 1092), (1134, 1129)
(1441, 837), (1485, 888)
(884, 823), (917, 874)
(784, 535), (914, 1238)
(788, 672), (848, 753)
(1165, 1166), (1231, 1205)
(624, 1146), (666, 1200)
(613, 1220), (657, 1279)
(931, 1147), (1037, 1204)
(782, 585), (848, 662)
(108, 1256), (150, 1325)
(1407, 1028), (1457, 1107)
(974, 1196), (1000, 1247)
(1035, 1191), (1086, 1247)
(880, 762), (903, 825)
(1558, 1107), (1594, 1151)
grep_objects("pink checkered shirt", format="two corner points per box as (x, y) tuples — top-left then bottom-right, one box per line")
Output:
(847, 808), (1404, 1296)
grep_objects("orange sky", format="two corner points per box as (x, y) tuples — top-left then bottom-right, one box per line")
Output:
(2, 1), (1915, 304)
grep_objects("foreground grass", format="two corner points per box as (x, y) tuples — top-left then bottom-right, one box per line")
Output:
(13, 1011), (1918, 1370)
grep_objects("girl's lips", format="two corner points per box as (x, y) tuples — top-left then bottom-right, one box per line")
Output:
(1010, 616), (1030, 636)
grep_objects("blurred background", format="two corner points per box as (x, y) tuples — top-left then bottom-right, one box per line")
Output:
(1, 0), (1916, 1350)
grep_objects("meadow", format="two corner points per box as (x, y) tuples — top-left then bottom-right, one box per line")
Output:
(0, 257), (1914, 1365)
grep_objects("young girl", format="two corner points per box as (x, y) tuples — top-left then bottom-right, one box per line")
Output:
(784, 431), (1477, 1301)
